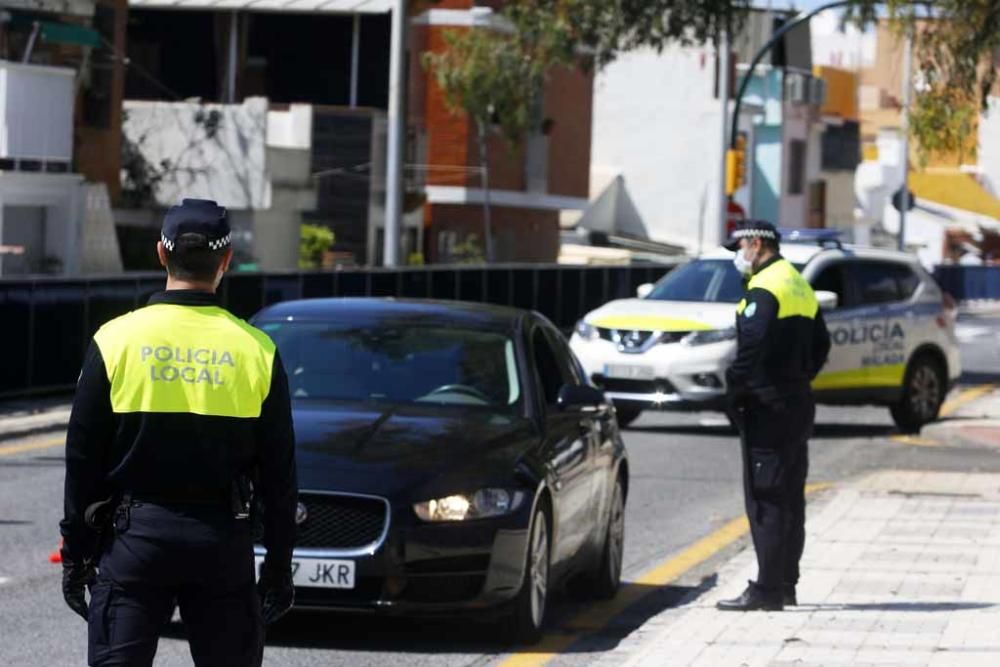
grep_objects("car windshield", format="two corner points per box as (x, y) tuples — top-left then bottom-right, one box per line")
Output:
(646, 259), (745, 303)
(259, 321), (521, 410)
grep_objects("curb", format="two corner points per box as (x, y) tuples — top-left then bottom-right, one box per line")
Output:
(921, 419), (1000, 449)
(0, 422), (69, 445)
(0, 406), (72, 444)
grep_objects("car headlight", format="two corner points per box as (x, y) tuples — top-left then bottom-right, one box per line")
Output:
(681, 327), (737, 346)
(574, 320), (598, 341)
(413, 489), (527, 522)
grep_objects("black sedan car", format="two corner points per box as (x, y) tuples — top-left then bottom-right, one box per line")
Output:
(250, 298), (628, 642)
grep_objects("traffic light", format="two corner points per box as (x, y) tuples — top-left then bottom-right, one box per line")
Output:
(725, 134), (747, 196)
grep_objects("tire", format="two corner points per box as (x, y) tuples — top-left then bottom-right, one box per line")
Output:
(505, 502), (551, 645)
(614, 405), (643, 429)
(891, 355), (947, 434)
(579, 475), (625, 600)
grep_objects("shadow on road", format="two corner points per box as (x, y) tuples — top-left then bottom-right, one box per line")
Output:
(159, 579), (711, 655)
(959, 371), (1000, 385)
(630, 421), (897, 440)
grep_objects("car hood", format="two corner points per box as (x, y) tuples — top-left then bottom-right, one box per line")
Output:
(583, 298), (737, 332)
(291, 402), (538, 499)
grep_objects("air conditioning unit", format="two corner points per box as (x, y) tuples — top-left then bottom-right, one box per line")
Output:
(785, 73), (809, 105)
(809, 78), (828, 107)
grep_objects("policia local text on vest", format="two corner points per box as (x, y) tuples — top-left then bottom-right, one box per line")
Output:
(718, 221), (832, 612)
(60, 199), (298, 666)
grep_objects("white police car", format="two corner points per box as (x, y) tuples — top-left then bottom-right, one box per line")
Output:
(570, 231), (961, 432)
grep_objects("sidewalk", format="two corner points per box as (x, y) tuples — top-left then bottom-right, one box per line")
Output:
(600, 470), (1000, 666)
(923, 385), (1000, 449)
(0, 396), (71, 442)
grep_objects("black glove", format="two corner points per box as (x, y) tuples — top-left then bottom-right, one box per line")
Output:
(257, 561), (294, 625)
(61, 551), (95, 621)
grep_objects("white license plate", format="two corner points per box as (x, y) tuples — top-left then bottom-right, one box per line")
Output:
(255, 556), (356, 589)
(604, 364), (655, 380)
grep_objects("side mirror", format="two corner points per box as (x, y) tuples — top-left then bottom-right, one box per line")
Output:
(815, 290), (839, 311)
(557, 384), (606, 412)
(637, 283), (654, 299)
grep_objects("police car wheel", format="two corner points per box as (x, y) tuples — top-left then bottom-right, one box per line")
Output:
(891, 356), (946, 434)
(504, 501), (551, 644)
(614, 406), (643, 429)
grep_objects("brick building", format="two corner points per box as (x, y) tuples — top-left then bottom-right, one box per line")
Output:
(409, 0), (592, 263)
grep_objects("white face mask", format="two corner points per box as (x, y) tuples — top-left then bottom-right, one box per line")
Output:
(733, 247), (755, 275)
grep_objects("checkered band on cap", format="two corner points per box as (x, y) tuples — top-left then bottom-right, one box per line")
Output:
(161, 232), (231, 251)
(208, 233), (232, 251)
(731, 228), (778, 241)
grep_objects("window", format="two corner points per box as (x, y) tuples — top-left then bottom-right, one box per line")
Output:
(646, 259), (745, 304)
(787, 139), (806, 195)
(811, 263), (851, 308)
(852, 261), (918, 306)
(266, 321), (520, 410)
(532, 328), (574, 405)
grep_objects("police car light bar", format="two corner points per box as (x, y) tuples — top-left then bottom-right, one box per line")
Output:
(778, 228), (843, 249)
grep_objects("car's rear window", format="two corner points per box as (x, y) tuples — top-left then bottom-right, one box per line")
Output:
(259, 321), (521, 410)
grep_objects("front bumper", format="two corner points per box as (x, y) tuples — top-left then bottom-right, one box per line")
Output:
(570, 334), (736, 410)
(255, 504), (531, 615)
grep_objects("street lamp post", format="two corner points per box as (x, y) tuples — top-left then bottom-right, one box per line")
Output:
(383, 0), (406, 267)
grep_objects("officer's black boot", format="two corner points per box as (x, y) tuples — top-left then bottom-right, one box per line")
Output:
(716, 581), (783, 612)
(783, 583), (797, 606)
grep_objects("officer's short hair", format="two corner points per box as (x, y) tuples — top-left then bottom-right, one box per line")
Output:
(163, 233), (227, 282)
(761, 237), (780, 254)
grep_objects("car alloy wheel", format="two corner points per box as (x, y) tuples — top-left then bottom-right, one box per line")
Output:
(529, 511), (549, 628)
(908, 364), (942, 422)
(606, 481), (625, 588)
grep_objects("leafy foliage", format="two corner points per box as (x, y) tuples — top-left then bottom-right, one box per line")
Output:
(299, 224), (335, 270)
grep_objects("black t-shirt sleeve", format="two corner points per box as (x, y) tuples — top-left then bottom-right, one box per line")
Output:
(60, 340), (115, 562)
(254, 351), (298, 570)
(726, 287), (778, 398)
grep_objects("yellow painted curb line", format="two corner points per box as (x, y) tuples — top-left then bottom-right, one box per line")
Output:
(890, 435), (941, 448)
(940, 384), (995, 418)
(0, 434), (64, 457)
(497, 482), (832, 667)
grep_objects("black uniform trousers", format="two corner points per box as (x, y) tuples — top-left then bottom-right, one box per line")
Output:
(88, 502), (263, 667)
(740, 392), (814, 592)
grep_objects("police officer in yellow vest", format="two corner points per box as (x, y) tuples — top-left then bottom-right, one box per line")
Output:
(60, 199), (298, 665)
(718, 220), (831, 612)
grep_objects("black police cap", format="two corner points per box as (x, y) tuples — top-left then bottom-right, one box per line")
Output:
(724, 220), (781, 251)
(160, 199), (231, 252)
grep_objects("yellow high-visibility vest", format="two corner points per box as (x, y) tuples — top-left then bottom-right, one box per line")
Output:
(94, 304), (275, 418)
(737, 259), (819, 321)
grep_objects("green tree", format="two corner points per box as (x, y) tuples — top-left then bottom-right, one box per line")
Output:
(299, 223), (335, 270)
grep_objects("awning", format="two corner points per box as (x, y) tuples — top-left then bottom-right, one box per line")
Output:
(127, 0), (393, 12)
(8, 15), (102, 47)
(910, 171), (1000, 221)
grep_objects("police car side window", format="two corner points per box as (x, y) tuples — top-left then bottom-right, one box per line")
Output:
(811, 264), (851, 309)
(853, 262), (913, 305)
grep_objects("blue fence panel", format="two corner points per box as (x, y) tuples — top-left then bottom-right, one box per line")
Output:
(933, 265), (1000, 301)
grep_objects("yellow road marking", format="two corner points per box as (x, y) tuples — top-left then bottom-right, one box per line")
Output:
(890, 435), (940, 447)
(940, 384), (995, 418)
(498, 483), (832, 667)
(0, 434), (64, 457)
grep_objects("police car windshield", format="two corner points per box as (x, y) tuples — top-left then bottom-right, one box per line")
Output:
(646, 259), (745, 303)
(261, 322), (521, 410)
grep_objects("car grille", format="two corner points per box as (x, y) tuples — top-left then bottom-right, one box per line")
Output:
(593, 376), (677, 396)
(294, 493), (388, 549)
(597, 328), (689, 346)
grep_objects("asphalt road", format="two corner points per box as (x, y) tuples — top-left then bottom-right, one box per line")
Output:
(1, 314), (998, 667)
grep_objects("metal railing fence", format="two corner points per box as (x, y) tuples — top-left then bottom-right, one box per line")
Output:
(0, 263), (677, 397)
